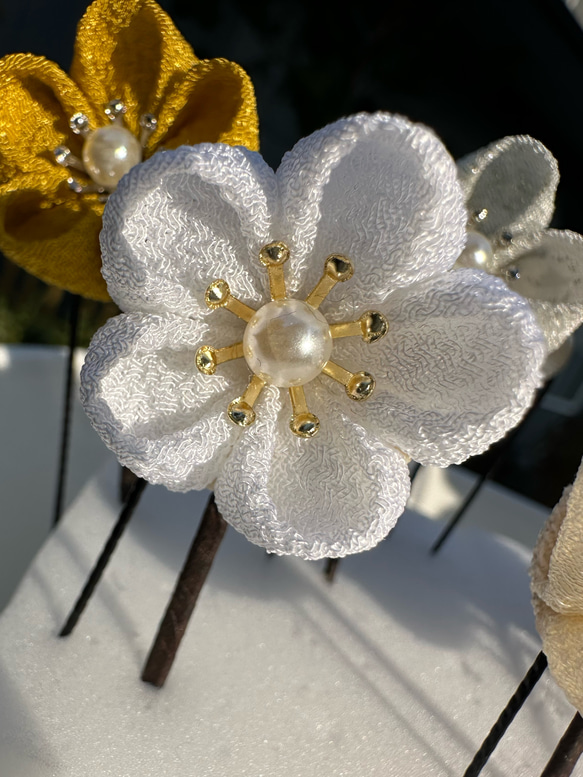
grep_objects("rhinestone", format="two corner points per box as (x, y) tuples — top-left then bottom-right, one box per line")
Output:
(259, 241), (290, 266)
(505, 267), (521, 281)
(69, 113), (90, 134)
(139, 113), (158, 131)
(205, 280), (231, 309)
(104, 99), (126, 119)
(290, 412), (320, 438)
(501, 231), (513, 244)
(227, 399), (256, 427)
(325, 254), (354, 282)
(195, 346), (217, 375)
(346, 371), (375, 401)
(54, 146), (71, 166)
(473, 208), (488, 223)
(360, 311), (388, 343)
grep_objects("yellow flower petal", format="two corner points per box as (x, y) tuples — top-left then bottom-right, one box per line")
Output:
(0, 173), (108, 301)
(70, 0), (198, 136)
(0, 54), (96, 181)
(152, 58), (259, 154)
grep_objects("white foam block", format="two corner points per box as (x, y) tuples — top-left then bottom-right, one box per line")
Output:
(0, 461), (577, 776)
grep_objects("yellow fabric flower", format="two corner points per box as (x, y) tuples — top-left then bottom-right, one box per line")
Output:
(531, 461), (583, 714)
(0, 0), (259, 301)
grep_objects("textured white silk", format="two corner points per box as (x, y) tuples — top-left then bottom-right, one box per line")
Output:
(457, 135), (583, 353)
(82, 112), (545, 558)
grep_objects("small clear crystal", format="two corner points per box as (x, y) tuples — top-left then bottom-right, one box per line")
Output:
(54, 146), (71, 166)
(69, 113), (90, 134)
(139, 113), (158, 131)
(105, 99), (126, 119)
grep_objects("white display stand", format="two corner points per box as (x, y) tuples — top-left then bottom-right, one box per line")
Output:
(0, 345), (578, 776)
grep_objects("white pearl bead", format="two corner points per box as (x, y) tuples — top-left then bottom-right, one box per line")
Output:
(243, 299), (332, 388)
(82, 126), (142, 190)
(457, 231), (494, 270)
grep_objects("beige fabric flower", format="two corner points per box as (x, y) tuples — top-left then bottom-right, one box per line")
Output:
(531, 463), (583, 712)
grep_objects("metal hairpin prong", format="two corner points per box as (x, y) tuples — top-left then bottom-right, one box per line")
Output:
(53, 146), (85, 172)
(259, 241), (290, 300)
(330, 311), (388, 343)
(104, 99), (127, 123)
(204, 280), (257, 322)
(69, 113), (91, 137)
(321, 361), (375, 401)
(139, 113), (158, 147)
(289, 385), (320, 438)
(67, 177), (106, 195)
(472, 208), (488, 224)
(228, 375), (266, 427)
(305, 254), (354, 308)
(195, 343), (244, 375)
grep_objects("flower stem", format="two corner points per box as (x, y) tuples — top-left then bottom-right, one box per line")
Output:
(141, 493), (227, 688)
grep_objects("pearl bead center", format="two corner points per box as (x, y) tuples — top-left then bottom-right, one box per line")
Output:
(457, 230), (494, 270)
(82, 126), (142, 190)
(243, 299), (332, 388)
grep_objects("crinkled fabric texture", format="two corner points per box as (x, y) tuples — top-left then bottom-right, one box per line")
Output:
(457, 135), (583, 353)
(82, 112), (545, 559)
(0, 0), (259, 301)
(531, 460), (583, 713)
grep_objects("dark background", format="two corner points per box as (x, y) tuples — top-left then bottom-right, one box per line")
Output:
(2, 0), (583, 506)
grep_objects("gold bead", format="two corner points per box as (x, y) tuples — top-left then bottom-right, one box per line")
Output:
(325, 254), (354, 282)
(259, 241), (290, 266)
(205, 279), (231, 309)
(227, 398), (256, 427)
(195, 346), (217, 375)
(290, 412), (320, 438)
(360, 311), (389, 343)
(346, 371), (375, 401)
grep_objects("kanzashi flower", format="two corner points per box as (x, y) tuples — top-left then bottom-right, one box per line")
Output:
(457, 135), (583, 355)
(531, 459), (583, 714)
(81, 112), (545, 559)
(0, 0), (258, 301)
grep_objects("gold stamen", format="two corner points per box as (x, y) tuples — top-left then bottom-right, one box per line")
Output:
(322, 361), (376, 401)
(195, 343), (244, 375)
(289, 386), (320, 438)
(204, 280), (256, 322)
(305, 254), (354, 308)
(330, 311), (389, 343)
(227, 375), (266, 427)
(259, 241), (290, 301)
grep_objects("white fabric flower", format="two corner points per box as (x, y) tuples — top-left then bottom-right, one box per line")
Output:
(81, 112), (545, 560)
(457, 135), (583, 354)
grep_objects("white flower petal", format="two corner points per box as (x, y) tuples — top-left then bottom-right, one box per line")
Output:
(214, 398), (411, 560)
(81, 312), (255, 491)
(458, 135), (559, 239)
(320, 269), (545, 466)
(101, 144), (278, 316)
(276, 112), (466, 315)
(497, 230), (583, 353)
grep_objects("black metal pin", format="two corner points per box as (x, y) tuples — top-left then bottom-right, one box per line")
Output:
(59, 476), (147, 637)
(52, 293), (81, 526)
(463, 651), (548, 777)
